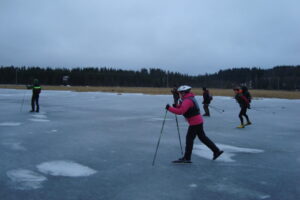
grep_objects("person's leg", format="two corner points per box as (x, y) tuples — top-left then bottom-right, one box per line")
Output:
(196, 124), (220, 154)
(184, 126), (197, 160)
(31, 96), (35, 112)
(239, 108), (244, 125)
(206, 104), (210, 116)
(203, 104), (210, 116)
(35, 95), (39, 112)
(242, 107), (250, 123)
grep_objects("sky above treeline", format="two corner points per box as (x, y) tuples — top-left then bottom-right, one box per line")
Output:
(0, 0), (299, 75)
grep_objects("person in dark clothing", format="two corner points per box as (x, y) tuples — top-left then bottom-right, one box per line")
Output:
(166, 85), (223, 163)
(241, 86), (252, 108)
(202, 87), (212, 116)
(171, 85), (180, 105)
(27, 79), (41, 112)
(233, 87), (251, 128)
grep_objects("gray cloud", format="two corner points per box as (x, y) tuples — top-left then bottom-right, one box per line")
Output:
(1, 0), (299, 75)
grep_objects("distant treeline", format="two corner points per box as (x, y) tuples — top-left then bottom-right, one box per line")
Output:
(0, 65), (300, 90)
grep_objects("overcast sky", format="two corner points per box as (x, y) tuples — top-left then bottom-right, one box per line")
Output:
(0, 0), (299, 75)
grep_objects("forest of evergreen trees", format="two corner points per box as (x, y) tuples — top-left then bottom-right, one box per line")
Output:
(0, 65), (300, 90)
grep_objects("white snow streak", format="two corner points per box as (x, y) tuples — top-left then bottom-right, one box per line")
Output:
(0, 122), (21, 126)
(193, 143), (264, 162)
(29, 118), (50, 122)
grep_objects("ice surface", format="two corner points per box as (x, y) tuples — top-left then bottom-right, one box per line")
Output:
(6, 169), (47, 190)
(207, 182), (271, 200)
(0, 89), (299, 200)
(2, 141), (26, 151)
(37, 160), (97, 177)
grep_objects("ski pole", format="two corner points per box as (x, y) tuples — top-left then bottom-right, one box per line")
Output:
(251, 107), (276, 114)
(20, 89), (26, 112)
(152, 109), (168, 166)
(175, 115), (183, 155)
(209, 105), (225, 113)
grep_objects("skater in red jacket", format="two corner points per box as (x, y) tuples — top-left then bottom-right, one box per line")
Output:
(233, 87), (252, 128)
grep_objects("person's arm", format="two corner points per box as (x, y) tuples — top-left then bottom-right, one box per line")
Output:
(168, 99), (193, 115)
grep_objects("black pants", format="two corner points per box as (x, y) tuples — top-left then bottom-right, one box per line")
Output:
(184, 124), (220, 160)
(239, 106), (249, 124)
(203, 104), (210, 116)
(31, 95), (39, 112)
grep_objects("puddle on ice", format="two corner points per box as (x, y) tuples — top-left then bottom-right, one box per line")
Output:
(7, 169), (47, 190)
(37, 160), (97, 177)
(193, 143), (264, 162)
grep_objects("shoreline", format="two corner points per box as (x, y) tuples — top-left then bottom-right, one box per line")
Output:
(1, 85), (300, 99)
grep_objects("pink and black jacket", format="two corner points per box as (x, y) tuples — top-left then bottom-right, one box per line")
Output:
(167, 92), (203, 126)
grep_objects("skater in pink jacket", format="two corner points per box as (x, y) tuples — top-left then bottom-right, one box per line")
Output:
(166, 85), (223, 163)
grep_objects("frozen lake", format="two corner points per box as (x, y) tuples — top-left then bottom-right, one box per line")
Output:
(0, 89), (299, 200)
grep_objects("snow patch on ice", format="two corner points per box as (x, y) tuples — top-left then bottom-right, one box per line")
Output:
(48, 129), (58, 133)
(31, 114), (47, 119)
(189, 183), (198, 188)
(29, 118), (50, 122)
(259, 195), (271, 199)
(2, 141), (26, 151)
(193, 143), (264, 162)
(7, 169), (47, 190)
(0, 122), (21, 126)
(37, 160), (97, 177)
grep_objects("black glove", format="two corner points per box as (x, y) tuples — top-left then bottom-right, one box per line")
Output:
(172, 103), (177, 107)
(165, 104), (170, 110)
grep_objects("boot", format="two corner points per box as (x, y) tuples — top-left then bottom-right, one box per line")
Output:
(245, 121), (252, 126)
(213, 151), (224, 160)
(172, 157), (192, 163)
(237, 124), (245, 128)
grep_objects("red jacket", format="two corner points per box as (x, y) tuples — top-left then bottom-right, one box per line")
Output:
(168, 92), (203, 126)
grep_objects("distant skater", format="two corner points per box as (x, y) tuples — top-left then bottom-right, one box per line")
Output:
(233, 87), (251, 128)
(27, 79), (42, 112)
(241, 86), (252, 108)
(171, 85), (180, 105)
(166, 85), (223, 163)
(202, 87), (212, 116)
